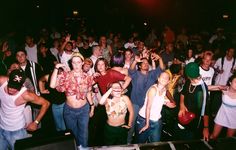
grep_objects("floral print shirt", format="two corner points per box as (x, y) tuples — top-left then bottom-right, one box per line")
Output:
(56, 71), (93, 100)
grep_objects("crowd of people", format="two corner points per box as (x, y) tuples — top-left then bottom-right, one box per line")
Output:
(0, 26), (236, 149)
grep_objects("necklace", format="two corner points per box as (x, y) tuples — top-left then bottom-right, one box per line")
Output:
(189, 84), (197, 93)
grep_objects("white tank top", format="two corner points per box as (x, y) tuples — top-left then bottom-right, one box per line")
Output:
(0, 81), (27, 131)
(139, 85), (166, 121)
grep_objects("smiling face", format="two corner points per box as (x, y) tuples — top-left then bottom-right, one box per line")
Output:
(158, 72), (170, 87)
(111, 82), (122, 97)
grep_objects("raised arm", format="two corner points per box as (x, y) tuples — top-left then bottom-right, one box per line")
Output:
(99, 88), (112, 105)
(59, 34), (71, 55)
(130, 55), (141, 70)
(152, 53), (165, 70)
(122, 75), (131, 90)
(50, 63), (65, 88)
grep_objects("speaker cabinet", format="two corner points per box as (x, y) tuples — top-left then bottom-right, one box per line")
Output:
(15, 132), (77, 150)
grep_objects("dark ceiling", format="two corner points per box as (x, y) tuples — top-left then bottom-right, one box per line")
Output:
(0, 0), (235, 34)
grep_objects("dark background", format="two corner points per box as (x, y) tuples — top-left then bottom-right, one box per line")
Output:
(0, 0), (235, 35)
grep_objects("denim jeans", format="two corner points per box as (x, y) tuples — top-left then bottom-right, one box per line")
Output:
(127, 104), (140, 144)
(64, 103), (90, 147)
(136, 115), (162, 143)
(0, 128), (27, 150)
(52, 103), (66, 131)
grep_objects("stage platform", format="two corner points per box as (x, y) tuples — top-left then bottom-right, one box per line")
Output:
(15, 132), (236, 150)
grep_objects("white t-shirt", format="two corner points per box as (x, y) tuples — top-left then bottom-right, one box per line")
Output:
(25, 44), (38, 63)
(59, 51), (72, 70)
(90, 55), (98, 74)
(185, 57), (195, 65)
(214, 57), (236, 85)
(199, 66), (215, 86)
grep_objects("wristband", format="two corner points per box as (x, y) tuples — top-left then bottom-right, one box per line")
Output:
(54, 67), (59, 70)
(203, 126), (208, 128)
(90, 103), (94, 106)
(34, 120), (39, 125)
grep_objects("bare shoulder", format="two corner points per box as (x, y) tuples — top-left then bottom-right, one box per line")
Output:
(0, 76), (8, 86)
(223, 90), (236, 99)
(21, 90), (36, 102)
(122, 95), (130, 101)
(149, 85), (157, 93)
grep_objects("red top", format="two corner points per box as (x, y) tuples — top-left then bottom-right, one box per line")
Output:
(94, 69), (125, 95)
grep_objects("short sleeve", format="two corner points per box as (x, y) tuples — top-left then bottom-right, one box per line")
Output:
(109, 70), (125, 81)
(180, 79), (189, 96)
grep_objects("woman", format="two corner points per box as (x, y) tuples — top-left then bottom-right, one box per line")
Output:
(94, 57), (131, 95)
(123, 49), (134, 69)
(50, 52), (94, 148)
(38, 43), (58, 74)
(99, 82), (134, 145)
(99, 36), (113, 64)
(92, 57), (131, 145)
(136, 71), (176, 143)
(211, 73), (236, 139)
(39, 72), (66, 132)
(185, 48), (195, 65)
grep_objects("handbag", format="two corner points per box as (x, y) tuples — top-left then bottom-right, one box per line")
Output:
(178, 111), (196, 125)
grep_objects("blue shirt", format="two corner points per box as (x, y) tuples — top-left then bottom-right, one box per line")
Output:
(128, 67), (162, 107)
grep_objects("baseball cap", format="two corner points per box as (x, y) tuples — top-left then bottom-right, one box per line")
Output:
(185, 62), (200, 79)
(8, 69), (26, 90)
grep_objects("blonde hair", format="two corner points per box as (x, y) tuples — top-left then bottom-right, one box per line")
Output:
(71, 52), (84, 61)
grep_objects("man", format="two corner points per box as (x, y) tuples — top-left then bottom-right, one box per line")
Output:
(25, 35), (38, 63)
(0, 69), (50, 150)
(16, 49), (43, 96)
(200, 51), (215, 87)
(160, 43), (175, 68)
(59, 35), (74, 70)
(127, 54), (164, 143)
(90, 45), (102, 73)
(178, 62), (209, 141)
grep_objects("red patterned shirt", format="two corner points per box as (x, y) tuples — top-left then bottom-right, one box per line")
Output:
(56, 71), (93, 100)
